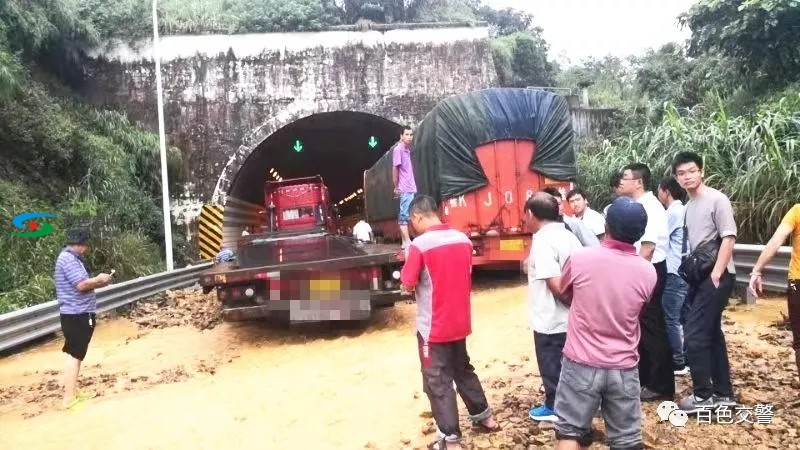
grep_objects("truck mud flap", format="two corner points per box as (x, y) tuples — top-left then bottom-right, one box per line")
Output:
(370, 289), (411, 308)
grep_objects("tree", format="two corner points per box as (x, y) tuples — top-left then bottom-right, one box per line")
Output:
(511, 33), (554, 87)
(679, 0), (800, 85)
(475, 5), (534, 36)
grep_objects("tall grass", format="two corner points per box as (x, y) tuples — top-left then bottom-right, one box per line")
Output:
(577, 91), (800, 244)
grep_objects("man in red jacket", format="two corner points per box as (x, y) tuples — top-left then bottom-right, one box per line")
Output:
(400, 195), (500, 450)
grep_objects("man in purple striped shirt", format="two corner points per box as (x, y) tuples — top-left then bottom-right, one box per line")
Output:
(55, 228), (113, 409)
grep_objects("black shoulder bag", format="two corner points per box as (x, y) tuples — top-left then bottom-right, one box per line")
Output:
(677, 207), (721, 286)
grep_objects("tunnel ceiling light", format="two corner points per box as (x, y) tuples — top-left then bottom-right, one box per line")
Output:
(269, 168), (275, 174)
(357, 188), (363, 194)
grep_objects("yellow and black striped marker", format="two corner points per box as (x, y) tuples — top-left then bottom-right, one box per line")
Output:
(198, 204), (224, 260)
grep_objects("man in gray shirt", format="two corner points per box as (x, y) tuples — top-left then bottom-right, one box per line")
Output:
(672, 152), (737, 413)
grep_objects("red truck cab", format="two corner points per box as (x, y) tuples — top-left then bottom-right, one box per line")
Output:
(199, 175), (408, 324)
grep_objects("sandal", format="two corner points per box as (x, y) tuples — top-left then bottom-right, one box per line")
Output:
(471, 420), (501, 434)
(77, 390), (97, 401)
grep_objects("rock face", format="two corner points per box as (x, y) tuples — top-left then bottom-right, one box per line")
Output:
(78, 25), (497, 221)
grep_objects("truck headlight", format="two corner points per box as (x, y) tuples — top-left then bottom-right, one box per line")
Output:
(392, 270), (400, 280)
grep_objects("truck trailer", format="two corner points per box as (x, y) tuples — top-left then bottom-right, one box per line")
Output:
(364, 88), (577, 269)
(198, 175), (409, 324)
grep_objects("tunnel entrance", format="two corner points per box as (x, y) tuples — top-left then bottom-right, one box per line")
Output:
(222, 111), (403, 242)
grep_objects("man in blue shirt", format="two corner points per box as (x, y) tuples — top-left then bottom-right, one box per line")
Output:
(657, 176), (690, 375)
(55, 228), (113, 409)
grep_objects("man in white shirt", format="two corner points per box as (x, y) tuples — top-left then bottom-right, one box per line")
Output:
(619, 163), (675, 401)
(567, 188), (606, 240)
(523, 193), (583, 423)
(540, 187), (599, 248)
(352, 219), (373, 243)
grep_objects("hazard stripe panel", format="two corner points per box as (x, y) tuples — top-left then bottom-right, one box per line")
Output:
(198, 204), (224, 260)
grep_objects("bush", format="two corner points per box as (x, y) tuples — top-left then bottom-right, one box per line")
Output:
(577, 91), (800, 244)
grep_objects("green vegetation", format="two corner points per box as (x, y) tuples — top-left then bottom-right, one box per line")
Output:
(577, 90), (800, 244)
(558, 0), (800, 246)
(0, 0), (551, 314)
(1, 0), (798, 313)
(0, 0), (189, 314)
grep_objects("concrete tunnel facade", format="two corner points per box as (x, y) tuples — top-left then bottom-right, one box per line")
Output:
(219, 111), (403, 246)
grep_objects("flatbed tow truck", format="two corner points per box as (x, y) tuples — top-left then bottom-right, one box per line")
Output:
(198, 175), (409, 324)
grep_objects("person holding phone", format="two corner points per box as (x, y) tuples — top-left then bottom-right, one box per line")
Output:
(54, 228), (114, 410)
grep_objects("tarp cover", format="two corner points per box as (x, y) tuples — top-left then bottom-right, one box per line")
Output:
(365, 88), (575, 222)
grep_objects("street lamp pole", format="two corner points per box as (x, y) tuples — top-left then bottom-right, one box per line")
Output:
(152, 0), (174, 271)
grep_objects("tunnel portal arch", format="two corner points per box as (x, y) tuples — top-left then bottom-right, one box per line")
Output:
(216, 110), (404, 246)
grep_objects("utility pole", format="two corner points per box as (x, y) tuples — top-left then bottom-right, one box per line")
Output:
(152, 0), (174, 271)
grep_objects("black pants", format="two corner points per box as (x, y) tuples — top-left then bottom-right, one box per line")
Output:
(788, 280), (800, 353)
(417, 332), (491, 441)
(534, 331), (567, 410)
(684, 272), (734, 399)
(638, 260), (675, 396)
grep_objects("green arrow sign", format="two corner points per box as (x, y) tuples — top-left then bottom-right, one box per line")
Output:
(293, 140), (303, 152)
(368, 136), (378, 149)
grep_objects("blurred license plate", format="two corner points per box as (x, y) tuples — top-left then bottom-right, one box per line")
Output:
(310, 278), (340, 292)
(499, 239), (523, 251)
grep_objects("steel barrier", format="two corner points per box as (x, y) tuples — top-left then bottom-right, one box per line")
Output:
(0, 244), (793, 354)
(0, 263), (211, 353)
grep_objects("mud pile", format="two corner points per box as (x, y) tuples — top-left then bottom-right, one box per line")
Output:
(125, 288), (222, 331)
(398, 314), (800, 450)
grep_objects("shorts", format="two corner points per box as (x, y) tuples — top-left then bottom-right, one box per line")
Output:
(554, 357), (643, 449)
(398, 192), (416, 225)
(60, 312), (97, 361)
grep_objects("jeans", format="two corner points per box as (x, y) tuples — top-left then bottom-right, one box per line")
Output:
(533, 331), (567, 410)
(554, 357), (643, 450)
(398, 192), (415, 225)
(684, 272), (735, 399)
(662, 273), (689, 366)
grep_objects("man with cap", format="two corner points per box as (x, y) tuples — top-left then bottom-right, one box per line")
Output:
(54, 228), (114, 409)
(553, 197), (658, 450)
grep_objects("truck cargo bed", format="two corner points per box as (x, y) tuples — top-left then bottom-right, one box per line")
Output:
(200, 236), (402, 284)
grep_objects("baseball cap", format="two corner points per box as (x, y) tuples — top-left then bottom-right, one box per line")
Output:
(66, 228), (91, 245)
(605, 196), (647, 244)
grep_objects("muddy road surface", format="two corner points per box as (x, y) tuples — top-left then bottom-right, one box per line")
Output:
(1, 276), (798, 450)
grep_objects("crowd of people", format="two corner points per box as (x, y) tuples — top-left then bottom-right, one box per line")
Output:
(397, 147), (800, 450)
(50, 124), (800, 449)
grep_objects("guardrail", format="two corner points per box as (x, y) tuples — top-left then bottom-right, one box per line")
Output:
(0, 244), (793, 354)
(733, 244), (791, 302)
(0, 262), (212, 353)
